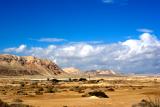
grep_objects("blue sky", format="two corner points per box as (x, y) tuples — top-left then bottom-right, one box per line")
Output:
(1, 0), (160, 73)
(0, 0), (160, 48)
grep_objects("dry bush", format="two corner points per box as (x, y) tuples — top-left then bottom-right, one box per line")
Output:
(37, 87), (44, 91)
(30, 82), (38, 88)
(19, 82), (25, 88)
(107, 87), (115, 92)
(87, 80), (99, 84)
(132, 96), (160, 107)
(72, 79), (79, 82)
(16, 90), (27, 95)
(51, 79), (59, 84)
(27, 95), (35, 97)
(10, 103), (32, 107)
(45, 87), (58, 93)
(0, 99), (9, 107)
(138, 86), (143, 89)
(0, 99), (32, 107)
(35, 90), (43, 95)
(69, 86), (85, 93)
(82, 91), (109, 98)
(79, 78), (87, 82)
(12, 98), (23, 103)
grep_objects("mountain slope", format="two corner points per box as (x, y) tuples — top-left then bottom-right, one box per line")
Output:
(0, 54), (63, 76)
(63, 67), (80, 74)
(85, 69), (117, 76)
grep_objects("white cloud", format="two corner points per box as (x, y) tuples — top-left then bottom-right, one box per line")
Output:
(4, 44), (27, 53)
(3, 33), (160, 73)
(102, 0), (114, 3)
(137, 28), (153, 33)
(32, 38), (66, 42)
(69, 41), (103, 44)
(102, 0), (128, 5)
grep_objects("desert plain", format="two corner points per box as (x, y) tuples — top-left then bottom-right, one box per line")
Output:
(0, 75), (160, 107)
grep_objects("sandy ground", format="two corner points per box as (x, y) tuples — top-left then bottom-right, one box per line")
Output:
(1, 87), (159, 107)
(0, 76), (160, 107)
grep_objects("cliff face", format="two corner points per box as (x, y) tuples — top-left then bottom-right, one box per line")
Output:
(0, 54), (63, 76)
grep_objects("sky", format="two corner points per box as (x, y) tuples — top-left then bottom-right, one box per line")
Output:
(0, 0), (160, 73)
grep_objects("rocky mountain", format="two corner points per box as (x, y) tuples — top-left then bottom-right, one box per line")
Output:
(63, 67), (80, 74)
(0, 54), (63, 76)
(85, 69), (117, 76)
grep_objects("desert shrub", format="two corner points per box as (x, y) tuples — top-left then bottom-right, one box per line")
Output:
(0, 99), (32, 107)
(27, 95), (35, 97)
(82, 94), (90, 97)
(68, 78), (72, 82)
(79, 78), (87, 82)
(132, 87), (136, 90)
(87, 80), (98, 84)
(69, 86), (85, 93)
(2, 91), (7, 95)
(16, 90), (27, 95)
(12, 99), (23, 103)
(107, 88), (115, 92)
(30, 82), (38, 88)
(51, 79), (59, 84)
(19, 82), (25, 88)
(0, 99), (9, 107)
(35, 90), (43, 95)
(38, 87), (44, 91)
(88, 91), (109, 98)
(138, 86), (143, 89)
(132, 96), (160, 107)
(72, 79), (79, 82)
(45, 87), (58, 93)
(82, 91), (109, 98)
(47, 78), (50, 81)
(10, 103), (32, 107)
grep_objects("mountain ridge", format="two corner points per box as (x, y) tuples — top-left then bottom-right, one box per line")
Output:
(0, 54), (63, 76)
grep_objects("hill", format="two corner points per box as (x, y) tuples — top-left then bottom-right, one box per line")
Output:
(0, 54), (63, 76)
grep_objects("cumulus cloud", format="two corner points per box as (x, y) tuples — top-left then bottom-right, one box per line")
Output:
(3, 44), (27, 53)
(3, 33), (160, 73)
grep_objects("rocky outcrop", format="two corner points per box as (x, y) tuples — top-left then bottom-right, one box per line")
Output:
(63, 67), (80, 74)
(86, 70), (117, 76)
(0, 54), (63, 76)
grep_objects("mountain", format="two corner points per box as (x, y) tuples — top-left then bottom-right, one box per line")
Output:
(63, 67), (80, 74)
(85, 69), (117, 76)
(0, 54), (63, 76)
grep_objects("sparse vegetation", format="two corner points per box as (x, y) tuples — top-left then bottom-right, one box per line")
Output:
(0, 99), (32, 107)
(69, 86), (85, 93)
(132, 96), (160, 107)
(79, 78), (87, 82)
(51, 79), (59, 84)
(45, 87), (58, 93)
(107, 87), (115, 91)
(35, 90), (43, 95)
(38, 87), (44, 91)
(12, 98), (23, 103)
(0, 76), (160, 107)
(0, 99), (9, 107)
(82, 91), (109, 98)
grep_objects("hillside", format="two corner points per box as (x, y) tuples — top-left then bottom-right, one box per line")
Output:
(0, 54), (63, 76)
(63, 67), (80, 74)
